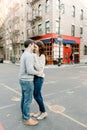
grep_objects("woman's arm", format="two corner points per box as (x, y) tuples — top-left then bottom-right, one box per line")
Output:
(34, 54), (45, 71)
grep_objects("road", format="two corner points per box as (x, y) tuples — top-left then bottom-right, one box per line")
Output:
(0, 63), (87, 130)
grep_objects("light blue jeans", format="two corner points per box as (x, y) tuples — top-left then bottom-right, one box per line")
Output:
(19, 80), (34, 121)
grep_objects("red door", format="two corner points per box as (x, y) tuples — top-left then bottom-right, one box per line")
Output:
(63, 46), (71, 64)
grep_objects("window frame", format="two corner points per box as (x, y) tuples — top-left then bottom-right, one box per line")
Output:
(45, 0), (50, 13)
(45, 21), (50, 34)
(72, 5), (75, 17)
(38, 24), (42, 34)
(80, 9), (83, 20)
(71, 25), (75, 36)
(38, 4), (42, 16)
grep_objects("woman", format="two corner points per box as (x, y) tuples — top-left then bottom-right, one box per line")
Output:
(33, 40), (47, 120)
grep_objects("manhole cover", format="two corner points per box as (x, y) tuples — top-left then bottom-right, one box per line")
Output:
(48, 105), (65, 113)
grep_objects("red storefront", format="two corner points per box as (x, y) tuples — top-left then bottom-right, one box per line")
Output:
(31, 33), (80, 64)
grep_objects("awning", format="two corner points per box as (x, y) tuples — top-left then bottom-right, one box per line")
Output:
(41, 38), (76, 44)
(54, 38), (76, 44)
(63, 39), (76, 44)
(41, 38), (51, 43)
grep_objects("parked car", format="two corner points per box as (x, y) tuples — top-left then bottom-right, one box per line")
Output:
(0, 57), (3, 63)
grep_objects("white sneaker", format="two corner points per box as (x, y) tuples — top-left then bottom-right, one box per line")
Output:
(33, 112), (41, 118)
(37, 112), (48, 120)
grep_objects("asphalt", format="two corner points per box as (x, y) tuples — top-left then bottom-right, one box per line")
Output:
(0, 63), (87, 130)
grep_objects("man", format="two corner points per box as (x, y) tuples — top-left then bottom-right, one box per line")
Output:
(19, 39), (41, 126)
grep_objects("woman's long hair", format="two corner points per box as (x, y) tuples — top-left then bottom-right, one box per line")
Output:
(35, 40), (45, 56)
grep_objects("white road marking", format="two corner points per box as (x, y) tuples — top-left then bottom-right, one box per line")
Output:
(59, 85), (86, 94)
(0, 82), (55, 98)
(44, 93), (55, 97)
(1, 82), (87, 128)
(0, 83), (21, 96)
(45, 81), (57, 84)
(46, 103), (87, 128)
(61, 112), (87, 128)
(0, 104), (16, 110)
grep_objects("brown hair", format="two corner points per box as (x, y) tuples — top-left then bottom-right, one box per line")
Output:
(35, 40), (45, 56)
(24, 39), (34, 48)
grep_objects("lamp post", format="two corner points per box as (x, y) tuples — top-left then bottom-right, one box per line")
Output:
(58, 0), (61, 66)
(58, 0), (63, 66)
(58, 35), (62, 66)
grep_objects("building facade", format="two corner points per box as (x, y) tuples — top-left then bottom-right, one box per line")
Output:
(25, 0), (87, 64)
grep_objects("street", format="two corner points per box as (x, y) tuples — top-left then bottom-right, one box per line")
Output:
(0, 63), (87, 130)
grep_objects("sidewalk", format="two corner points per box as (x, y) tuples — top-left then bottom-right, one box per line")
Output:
(3, 60), (87, 69)
(80, 59), (87, 64)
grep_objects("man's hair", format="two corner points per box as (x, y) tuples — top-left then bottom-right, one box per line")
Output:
(24, 39), (34, 48)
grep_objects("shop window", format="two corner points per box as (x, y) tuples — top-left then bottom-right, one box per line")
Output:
(44, 42), (53, 58)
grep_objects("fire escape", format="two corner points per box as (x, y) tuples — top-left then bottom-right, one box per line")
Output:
(27, 0), (42, 38)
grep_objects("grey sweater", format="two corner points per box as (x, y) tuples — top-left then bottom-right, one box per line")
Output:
(19, 50), (38, 81)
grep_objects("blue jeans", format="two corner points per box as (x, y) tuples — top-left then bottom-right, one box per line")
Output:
(19, 80), (34, 121)
(34, 76), (46, 112)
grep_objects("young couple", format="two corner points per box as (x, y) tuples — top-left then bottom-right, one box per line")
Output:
(19, 39), (47, 126)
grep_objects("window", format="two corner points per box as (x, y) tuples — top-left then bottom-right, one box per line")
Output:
(38, 4), (42, 16)
(45, 21), (50, 34)
(72, 6), (75, 17)
(80, 27), (83, 38)
(27, 29), (30, 38)
(71, 25), (75, 36)
(15, 23), (18, 30)
(80, 9), (83, 20)
(84, 45), (87, 55)
(45, 0), (50, 13)
(32, 10), (35, 19)
(26, 0), (29, 4)
(56, 20), (59, 33)
(32, 26), (36, 36)
(38, 24), (42, 35)
(56, 0), (59, 10)
(27, 13), (30, 21)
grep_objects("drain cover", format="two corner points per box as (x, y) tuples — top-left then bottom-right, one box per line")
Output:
(48, 105), (65, 113)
